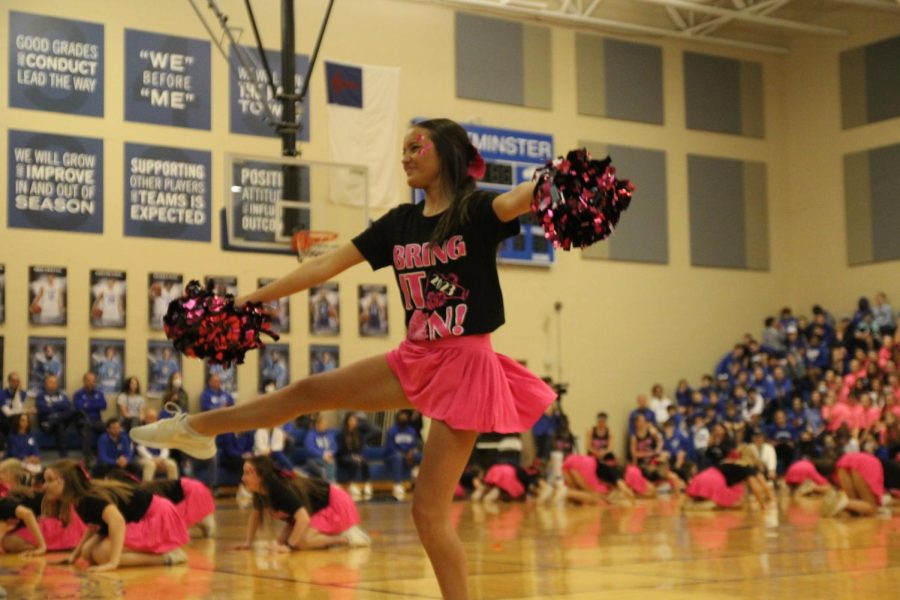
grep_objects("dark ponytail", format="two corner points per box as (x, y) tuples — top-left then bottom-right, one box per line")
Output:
(415, 119), (483, 247)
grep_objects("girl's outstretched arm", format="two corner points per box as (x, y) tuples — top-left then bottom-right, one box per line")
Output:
(492, 181), (535, 222)
(238, 243), (365, 306)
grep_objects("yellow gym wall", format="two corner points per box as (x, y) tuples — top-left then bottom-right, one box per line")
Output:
(782, 11), (900, 319)
(0, 1), (896, 451)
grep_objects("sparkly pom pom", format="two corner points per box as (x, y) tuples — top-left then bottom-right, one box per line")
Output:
(531, 148), (635, 250)
(163, 280), (279, 367)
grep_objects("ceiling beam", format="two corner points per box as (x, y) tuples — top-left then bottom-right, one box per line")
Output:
(626, 0), (849, 35)
(412, 0), (792, 52)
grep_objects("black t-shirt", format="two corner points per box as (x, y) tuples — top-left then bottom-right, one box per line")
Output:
(76, 489), (154, 536)
(715, 463), (758, 487)
(268, 478), (331, 520)
(144, 479), (185, 505)
(0, 492), (43, 521)
(352, 192), (520, 341)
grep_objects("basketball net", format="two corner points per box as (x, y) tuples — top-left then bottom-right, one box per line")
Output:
(291, 230), (338, 263)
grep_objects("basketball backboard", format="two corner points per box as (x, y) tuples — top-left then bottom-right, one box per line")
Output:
(223, 153), (369, 255)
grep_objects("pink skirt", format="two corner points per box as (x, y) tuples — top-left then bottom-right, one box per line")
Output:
(784, 459), (828, 486)
(386, 335), (556, 432)
(836, 452), (884, 504)
(562, 455), (608, 493)
(123, 496), (190, 554)
(686, 468), (745, 507)
(15, 510), (87, 551)
(624, 465), (650, 496)
(484, 464), (525, 498)
(309, 485), (360, 536)
(178, 478), (216, 528)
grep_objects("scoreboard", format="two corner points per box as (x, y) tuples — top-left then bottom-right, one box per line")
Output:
(412, 121), (555, 266)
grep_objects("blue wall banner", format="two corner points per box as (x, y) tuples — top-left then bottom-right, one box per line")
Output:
(124, 29), (211, 129)
(412, 121), (554, 265)
(123, 143), (211, 242)
(8, 130), (103, 233)
(8, 11), (104, 116)
(229, 45), (310, 140)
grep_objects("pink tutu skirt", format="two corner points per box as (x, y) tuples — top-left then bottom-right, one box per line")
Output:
(178, 478), (216, 528)
(484, 464), (525, 498)
(123, 496), (189, 554)
(836, 453), (884, 504)
(562, 455), (608, 493)
(624, 465), (650, 496)
(686, 468), (745, 507)
(386, 334), (555, 432)
(784, 459), (828, 486)
(15, 510), (86, 551)
(309, 485), (360, 536)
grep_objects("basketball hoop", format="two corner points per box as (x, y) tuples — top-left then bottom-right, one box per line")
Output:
(291, 230), (338, 262)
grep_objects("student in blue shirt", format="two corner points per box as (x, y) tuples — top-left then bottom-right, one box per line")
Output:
(200, 374), (235, 412)
(95, 418), (141, 479)
(385, 411), (421, 500)
(7, 414), (41, 470)
(73, 372), (108, 468)
(765, 409), (797, 475)
(303, 414), (338, 482)
(36, 375), (79, 457)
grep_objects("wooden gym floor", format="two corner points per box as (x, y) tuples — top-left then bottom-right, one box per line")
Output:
(1, 493), (898, 599)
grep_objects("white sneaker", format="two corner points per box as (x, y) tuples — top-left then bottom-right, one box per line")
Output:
(830, 491), (848, 517)
(129, 410), (216, 460)
(362, 483), (373, 501)
(392, 484), (406, 500)
(820, 488), (838, 517)
(236, 484), (253, 510)
(552, 483), (568, 505)
(349, 483), (362, 501)
(536, 482), (554, 505)
(163, 548), (187, 566)
(343, 525), (372, 548)
(483, 487), (501, 503)
(199, 514), (216, 538)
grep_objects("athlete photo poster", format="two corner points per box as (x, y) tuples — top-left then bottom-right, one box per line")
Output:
(258, 277), (290, 334)
(90, 338), (125, 396)
(309, 282), (339, 336)
(90, 269), (126, 328)
(205, 275), (238, 299)
(28, 336), (66, 394)
(0, 265), (6, 324)
(358, 284), (388, 337)
(259, 343), (290, 392)
(149, 273), (183, 330)
(147, 340), (182, 397)
(310, 344), (339, 375)
(28, 266), (67, 326)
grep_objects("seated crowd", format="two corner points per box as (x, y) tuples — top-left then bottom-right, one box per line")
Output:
(470, 292), (900, 514)
(0, 370), (426, 502)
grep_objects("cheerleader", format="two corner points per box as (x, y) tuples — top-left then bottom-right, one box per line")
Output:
(475, 463), (551, 503)
(684, 445), (772, 510)
(561, 453), (635, 505)
(233, 455), (370, 552)
(821, 452), (886, 517)
(43, 460), (188, 571)
(784, 458), (835, 496)
(0, 459), (86, 555)
(141, 478), (217, 538)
